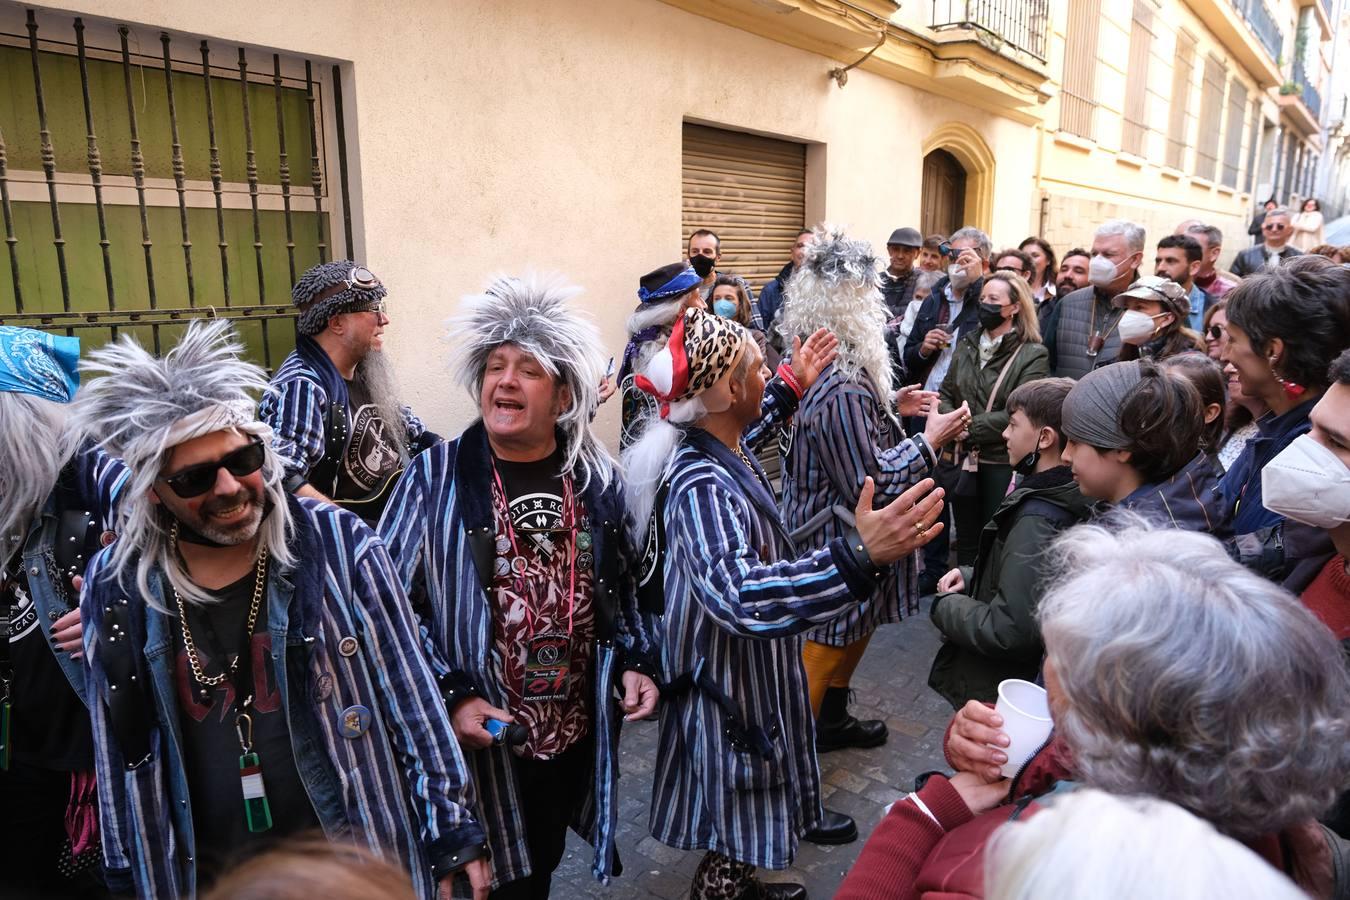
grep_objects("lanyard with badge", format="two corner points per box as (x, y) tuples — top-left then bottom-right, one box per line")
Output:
(490, 464), (581, 703)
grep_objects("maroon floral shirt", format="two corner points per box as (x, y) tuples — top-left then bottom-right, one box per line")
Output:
(488, 459), (595, 759)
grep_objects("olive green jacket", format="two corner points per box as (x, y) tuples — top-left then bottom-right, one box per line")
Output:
(937, 329), (1050, 465)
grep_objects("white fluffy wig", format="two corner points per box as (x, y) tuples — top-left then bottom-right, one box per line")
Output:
(449, 271), (614, 491)
(0, 391), (71, 561)
(622, 326), (755, 543)
(69, 319), (294, 609)
(775, 224), (894, 405)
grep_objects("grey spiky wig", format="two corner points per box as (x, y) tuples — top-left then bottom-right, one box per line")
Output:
(450, 272), (614, 491)
(776, 224), (895, 404)
(292, 259), (388, 336)
(69, 319), (294, 609)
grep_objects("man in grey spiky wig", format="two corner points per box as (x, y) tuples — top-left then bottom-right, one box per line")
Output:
(0, 326), (128, 893)
(72, 320), (490, 899)
(260, 259), (439, 525)
(379, 272), (660, 895)
(775, 225), (971, 756)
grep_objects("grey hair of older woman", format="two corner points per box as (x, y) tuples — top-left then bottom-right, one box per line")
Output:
(985, 789), (1304, 900)
(1037, 515), (1350, 839)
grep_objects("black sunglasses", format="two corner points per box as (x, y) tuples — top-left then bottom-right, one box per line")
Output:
(160, 438), (266, 498)
(1207, 324), (1225, 340)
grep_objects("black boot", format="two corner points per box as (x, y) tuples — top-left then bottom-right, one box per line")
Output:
(801, 807), (858, 845)
(815, 686), (887, 753)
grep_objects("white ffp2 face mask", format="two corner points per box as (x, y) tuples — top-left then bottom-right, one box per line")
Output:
(1088, 254), (1119, 288)
(1262, 434), (1350, 529)
(1117, 309), (1157, 344)
(948, 263), (970, 291)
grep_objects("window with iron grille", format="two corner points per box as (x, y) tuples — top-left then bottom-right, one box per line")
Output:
(1221, 80), (1248, 189)
(1121, 0), (1154, 158)
(1164, 30), (1195, 170)
(1059, 0), (1100, 139)
(0, 4), (352, 369)
(1194, 55), (1226, 182)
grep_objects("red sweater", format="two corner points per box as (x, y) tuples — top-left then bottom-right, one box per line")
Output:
(836, 714), (1337, 898)
(1301, 554), (1350, 640)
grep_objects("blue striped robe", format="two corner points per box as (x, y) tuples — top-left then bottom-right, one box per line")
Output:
(378, 421), (654, 887)
(649, 427), (882, 869)
(83, 497), (483, 898)
(260, 349), (427, 484)
(780, 364), (935, 646)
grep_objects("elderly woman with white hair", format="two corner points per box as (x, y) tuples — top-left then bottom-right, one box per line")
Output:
(837, 517), (1350, 899)
(984, 789), (1306, 900)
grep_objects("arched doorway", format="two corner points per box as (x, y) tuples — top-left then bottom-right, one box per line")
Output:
(921, 149), (967, 238)
(920, 123), (996, 236)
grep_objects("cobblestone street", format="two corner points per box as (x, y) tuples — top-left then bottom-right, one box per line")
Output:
(554, 600), (953, 898)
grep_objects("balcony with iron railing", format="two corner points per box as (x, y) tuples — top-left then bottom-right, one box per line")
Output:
(1295, 59), (1323, 120)
(930, 0), (1050, 63)
(1230, 0), (1284, 63)
(1279, 58), (1323, 135)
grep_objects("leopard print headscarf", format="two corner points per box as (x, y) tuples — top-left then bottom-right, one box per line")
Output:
(633, 308), (749, 417)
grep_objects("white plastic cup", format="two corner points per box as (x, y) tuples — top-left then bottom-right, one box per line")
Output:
(993, 679), (1053, 778)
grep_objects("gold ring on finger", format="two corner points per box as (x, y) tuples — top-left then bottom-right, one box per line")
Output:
(915, 523), (928, 536)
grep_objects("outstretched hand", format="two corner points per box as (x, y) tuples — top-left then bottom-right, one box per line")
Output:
(790, 329), (840, 393)
(895, 384), (939, 418)
(924, 402), (971, 450)
(853, 476), (945, 566)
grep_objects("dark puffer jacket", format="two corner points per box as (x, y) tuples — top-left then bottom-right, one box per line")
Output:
(928, 468), (1092, 708)
(1119, 451), (1232, 538)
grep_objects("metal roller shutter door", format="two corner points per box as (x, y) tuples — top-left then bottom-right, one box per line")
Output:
(681, 124), (806, 292)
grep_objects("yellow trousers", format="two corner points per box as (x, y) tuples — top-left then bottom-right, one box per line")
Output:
(801, 634), (873, 718)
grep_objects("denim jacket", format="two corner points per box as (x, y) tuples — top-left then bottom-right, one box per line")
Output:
(82, 496), (484, 898)
(19, 447), (127, 706)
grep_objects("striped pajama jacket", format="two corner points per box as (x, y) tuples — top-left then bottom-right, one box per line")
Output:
(378, 421), (656, 888)
(780, 364), (935, 647)
(260, 349), (427, 485)
(649, 422), (882, 870)
(83, 497), (483, 898)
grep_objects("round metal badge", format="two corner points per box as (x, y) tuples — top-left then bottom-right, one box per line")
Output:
(339, 705), (372, 739)
(337, 636), (359, 657)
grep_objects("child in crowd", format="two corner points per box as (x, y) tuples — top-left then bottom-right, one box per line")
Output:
(928, 377), (1090, 708)
(1060, 359), (1229, 536)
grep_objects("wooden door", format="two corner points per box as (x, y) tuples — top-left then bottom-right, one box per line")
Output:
(921, 149), (967, 238)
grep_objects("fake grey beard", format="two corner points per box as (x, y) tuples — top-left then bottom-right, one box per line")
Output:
(353, 350), (411, 465)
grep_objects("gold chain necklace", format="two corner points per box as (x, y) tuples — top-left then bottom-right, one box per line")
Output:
(170, 522), (268, 688)
(732, 445), (756, 472)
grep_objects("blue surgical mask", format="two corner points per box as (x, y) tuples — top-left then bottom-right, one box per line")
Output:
(713, 299), (739, 319)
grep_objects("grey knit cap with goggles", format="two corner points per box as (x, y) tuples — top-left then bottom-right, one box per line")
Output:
(292, 259), (388, 336)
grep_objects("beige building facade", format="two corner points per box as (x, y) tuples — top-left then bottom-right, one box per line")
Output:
(1035, 0), (1335, 263)
(2, 0), (1051, 438)
(1, 0), (1340, 440)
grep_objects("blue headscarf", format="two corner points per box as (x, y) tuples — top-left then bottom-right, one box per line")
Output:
(0, 326), (79, 403)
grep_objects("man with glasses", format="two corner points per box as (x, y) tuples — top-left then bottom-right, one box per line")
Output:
(992, 248), (1034, 282)
(73, 320), (489, 899)
(261, 260), (439, 524)
(1230, 207), (1303, 277)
